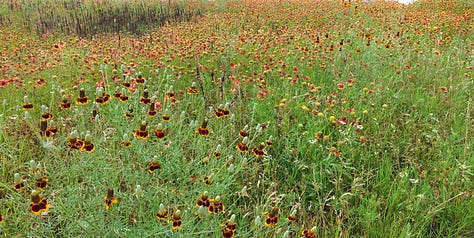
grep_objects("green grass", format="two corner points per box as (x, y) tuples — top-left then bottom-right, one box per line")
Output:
(0, 0), (473, 237)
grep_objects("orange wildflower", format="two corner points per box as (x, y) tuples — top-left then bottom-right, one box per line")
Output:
(13, 173), (25, 191)
(196, 191), (211, 208)
(76, 88), (89, 105)
(264, 207), (279, 227)
(156, 203), (169, 221)
(169, 210), (182, 230)
(208, 196), (225, 214)
(148, 161), (161, 174)
(105, 188), (118, 210)
(134, 121), (149, 139)
(30, 190), (49, 215)
(197, 119), (210, 136)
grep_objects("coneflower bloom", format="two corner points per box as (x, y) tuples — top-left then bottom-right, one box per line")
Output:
(121, 134), (132, 148)
(222, 214), (237, 238)
(153, 123), (166, 140)
(121, 141), (131, 148)
(197, 119), (210, 136)
(122, 76), (131, 89)
(166, 88), (175, 99)
(169, 210), (182, 230)
(0, 214), (3, 224)
(134, 121), (149, 139)
(135, 74), (145, 84)
(213, 144), (222, 158)
(30, 190), (49, 215)
(301, 227), (317, 238)
(45, 120), (58, 137)
(222, 226), (236, 238)
(140, 89), (151, 105)
(236, 137), (249, 153)
(89, 109), (98, 121)
(252, 143), (266, 157)
(81, 133), (95, 153)
(34, 171), (48, 190)
(76, 88), (89, 105)
(162, 109), (170, 122)
(265, 136), (273, 147)
(165, 86), (176, 102)
(222, 102), (230, 117)
(67, 130), (82, 150)
(239, 125), (249, 138)
(95, 87), (110, 105)
(156, 203), (169, 221)
(196, 191), (211, 207)
(40, 105), (53, 121)
(119, 88), (129, 102)
(113, 88), (122, 99)
(22, 96), (34, 110)
(75, 137), (86, 150)
(148, 100), (158, 117)
(59, 97), (72, 110)
(13, 173), (25, 191)
(264, 207), (279, 227)
(208, 196), (225, 214)
(187, 82), (199, 94)
(105, 188), (118, 210)
(148, 161), (161, 174)
(287, 209), (297, 223)
(203, 174), (213, 186)
(214, 105), (225, 119)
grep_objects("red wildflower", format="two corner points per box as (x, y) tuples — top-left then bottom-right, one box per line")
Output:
(96, 81), (104, 88)
(0, 80), (9, 87)
(36, 78), (46, 86)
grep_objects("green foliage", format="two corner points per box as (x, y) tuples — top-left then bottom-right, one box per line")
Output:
(0, 0), (207, 36)
(0, 0), (473, 237)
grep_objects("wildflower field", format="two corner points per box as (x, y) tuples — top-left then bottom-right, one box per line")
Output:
(0, 0), (473, 237)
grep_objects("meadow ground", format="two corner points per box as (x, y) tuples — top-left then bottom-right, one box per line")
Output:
(0, 0), (473, 237)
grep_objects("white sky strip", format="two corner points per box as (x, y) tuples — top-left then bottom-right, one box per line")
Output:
(388, 0), (418, 4)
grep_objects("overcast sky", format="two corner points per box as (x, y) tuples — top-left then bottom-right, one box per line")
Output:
(391, 0), (418, 4)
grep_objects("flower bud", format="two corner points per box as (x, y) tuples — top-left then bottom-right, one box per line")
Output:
(41, 105), (48, 113)
(254, 215), (261, 225)
(227, 164), (235, 172)
(197, 205), (207, 218)
(14, 173), (22, 183)
(30, 190), (41, 204)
